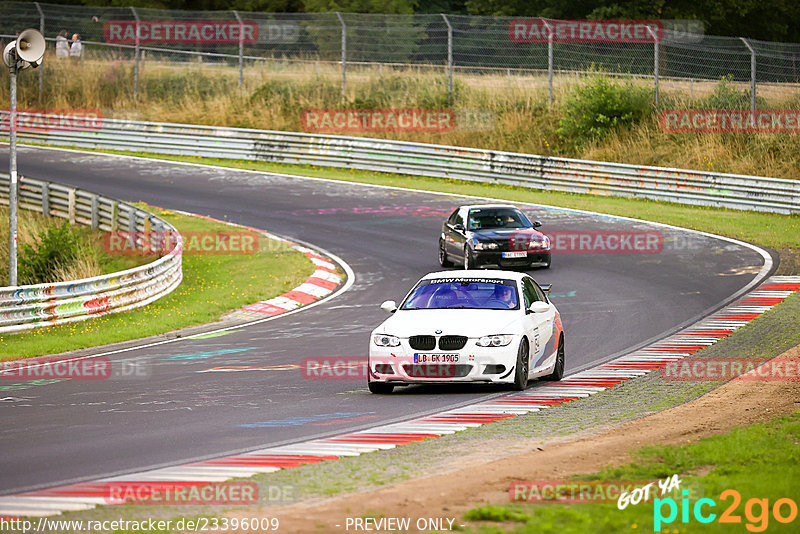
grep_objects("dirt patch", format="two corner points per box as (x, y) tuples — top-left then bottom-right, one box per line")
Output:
(230, 344), (800, 533)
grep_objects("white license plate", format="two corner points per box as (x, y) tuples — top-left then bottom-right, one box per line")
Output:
(502, 251), (527, 258)
(413, 353), (459, 363)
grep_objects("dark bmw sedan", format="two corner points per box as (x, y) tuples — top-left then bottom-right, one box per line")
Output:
(438, 204), (551, 270)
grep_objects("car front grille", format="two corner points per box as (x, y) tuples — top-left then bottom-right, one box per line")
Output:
(438, 335), (467, 350)
(409, 335), (436, 350)
(402, 364), (472, 378)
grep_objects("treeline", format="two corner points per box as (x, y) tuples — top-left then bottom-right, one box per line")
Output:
(44, 0), (800, 43)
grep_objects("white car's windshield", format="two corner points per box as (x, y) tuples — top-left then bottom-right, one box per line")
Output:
(401, 277), (519, 310)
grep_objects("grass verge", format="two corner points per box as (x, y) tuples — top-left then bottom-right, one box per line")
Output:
(464, 411), (800, 533)
(0, 204), (315, 360)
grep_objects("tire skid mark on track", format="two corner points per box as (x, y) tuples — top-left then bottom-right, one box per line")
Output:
(2, 276), (797, 518)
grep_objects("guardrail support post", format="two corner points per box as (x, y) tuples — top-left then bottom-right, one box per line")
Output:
(34, 2), (44, 100)
(143, 216), (151, 255)
(441, 14), (453, 106)
(739, 37), (757, 117)
(232, 10), (244, 88)
(41, 182), (49, 216)
(127, 207), (136, 249)
(68, 189), (76, 225)
(111, 201), (118, 231)
(90, 194), (99, 230)
(336, 12), (346, 99)
(131, 7), (140, 100)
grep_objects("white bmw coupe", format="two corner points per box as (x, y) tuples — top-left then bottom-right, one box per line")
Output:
(367, 270), (565, 394)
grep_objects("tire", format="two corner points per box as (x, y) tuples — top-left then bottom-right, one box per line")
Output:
(438, 241), (453, 267)
(368, 381), (394, 394)
(543, 334), (565, 381)
(511, 339), (529, 391)
(463, 246), (472, 270)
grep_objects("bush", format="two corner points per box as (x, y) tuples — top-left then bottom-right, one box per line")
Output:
(699, 75), (766, 109)
(18, 223), (86, 285)
(558, 74), (653, 148)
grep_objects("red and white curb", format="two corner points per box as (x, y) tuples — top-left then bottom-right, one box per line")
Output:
(230, 240), (342, 320)
(167, 210), (345, 321)
(1, 275), (797, 518)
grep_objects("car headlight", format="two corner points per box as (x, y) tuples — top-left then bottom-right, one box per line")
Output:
(373, 334), (401, 347)
(476, 334), (514, 347)
(473, 241), (498, 250)
(528, 236), (551, 249)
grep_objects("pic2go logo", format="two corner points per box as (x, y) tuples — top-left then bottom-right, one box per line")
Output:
(654, 490), (798, 532)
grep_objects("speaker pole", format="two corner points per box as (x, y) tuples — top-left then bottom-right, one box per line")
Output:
(8, 61), (18, 286)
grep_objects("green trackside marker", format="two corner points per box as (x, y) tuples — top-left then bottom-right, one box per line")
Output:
(186, 329), (244, 340)
(0, 379), (64, 392)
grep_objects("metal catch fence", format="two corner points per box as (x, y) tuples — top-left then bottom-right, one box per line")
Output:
(1, 2), (799, 107)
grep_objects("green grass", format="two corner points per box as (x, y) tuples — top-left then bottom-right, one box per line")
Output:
(0, 205), (316, 359)
(463, 411), (800, 533)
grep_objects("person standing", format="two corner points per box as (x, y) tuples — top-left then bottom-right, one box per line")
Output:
(69, 33), (82, 58)
(55, 30), (69, 58)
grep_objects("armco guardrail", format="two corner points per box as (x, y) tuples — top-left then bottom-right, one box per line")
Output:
(0, 172), (182, 333)
(2, 113), (799, 214)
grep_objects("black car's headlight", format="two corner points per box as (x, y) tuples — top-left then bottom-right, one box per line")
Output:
(476, 334), (514, 347)
(373, 334), (401, 347)
(473, 241), (499, 251)
(528, 236), (551, 249)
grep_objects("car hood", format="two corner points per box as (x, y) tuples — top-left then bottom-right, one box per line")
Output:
(471, 228), (546, 241)
(375, 309), (519, 337)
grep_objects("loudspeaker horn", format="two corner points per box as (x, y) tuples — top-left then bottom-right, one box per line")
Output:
(16, 29), (46, 63)
(2, 29), (45, 68)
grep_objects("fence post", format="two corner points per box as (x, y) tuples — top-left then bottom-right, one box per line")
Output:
(543, 19), (553, 106)
(34, 2), (44, 100)
(647, 25), (660, 108)
(232, 10), (244, 88)
(441, 14), (453, 106)
(131, 6), (140, 100)
(739, 37), (757, 117)
(336, 12), (346, 98)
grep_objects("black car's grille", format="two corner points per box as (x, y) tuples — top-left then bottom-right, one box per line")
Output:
(438, 335), (467, 350)
(409, 335), (436, 350)
(402, 364), (472, 378)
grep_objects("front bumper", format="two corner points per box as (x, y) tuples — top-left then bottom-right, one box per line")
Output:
(368, 338), (520, 384)
(472, 249), (550, 268)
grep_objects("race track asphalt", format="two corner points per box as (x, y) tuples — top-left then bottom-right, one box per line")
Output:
(0, 147), (771, 494)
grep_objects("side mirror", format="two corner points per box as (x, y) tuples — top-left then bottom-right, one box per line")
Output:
(380, 300), (398, 313)
(532, 220), (542, 229)
(528, 301), (550, 314)
(453, 223), (465, 232)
